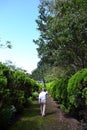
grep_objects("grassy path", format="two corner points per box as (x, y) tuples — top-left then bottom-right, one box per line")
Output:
(10, 95), (83, 130)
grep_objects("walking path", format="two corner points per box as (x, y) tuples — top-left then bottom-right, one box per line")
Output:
(45, 95), (83, 130)
(10, 94), (83, 130)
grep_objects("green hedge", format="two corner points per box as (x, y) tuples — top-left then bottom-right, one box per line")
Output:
(46, 68), (87, 119)
(0, 62), (40, 129)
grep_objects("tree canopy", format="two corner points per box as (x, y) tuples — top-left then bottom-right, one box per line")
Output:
(34, 0), (87, 77)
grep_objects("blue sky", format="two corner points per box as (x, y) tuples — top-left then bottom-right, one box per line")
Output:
(0, 0), (40, 73)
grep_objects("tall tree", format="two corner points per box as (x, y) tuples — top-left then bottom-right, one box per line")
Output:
(34, 0), (87, 75)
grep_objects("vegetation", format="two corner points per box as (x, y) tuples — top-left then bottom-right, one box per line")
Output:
(0, 62), (40, 129)
(46, 68), (87, 121)
(67, 68), (87, 117)
(32, 0), (87, 123)
(33, 0), (87, 79)
(0, 0), (87, 129)
(0, 39), (12, 49)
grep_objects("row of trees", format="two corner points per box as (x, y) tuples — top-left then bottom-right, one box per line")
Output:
(46, 68), (87, 121)
(31, 0), (87, 123)
(0, 62), (40, 129)
(32, 0), (87, 80)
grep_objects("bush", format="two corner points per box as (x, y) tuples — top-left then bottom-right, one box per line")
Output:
(32, 91), (39, 100)
(27, 96), (33, 105)
(67, 68), (87, 118)
(0, 106), (16, 129)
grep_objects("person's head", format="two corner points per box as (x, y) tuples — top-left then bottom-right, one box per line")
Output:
(41, 88), (45, 91)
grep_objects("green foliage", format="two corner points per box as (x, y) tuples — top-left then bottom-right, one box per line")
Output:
(12, 90), (25, 111)
(46, 78), (68, 107)
(82, 88), (87, 105)
(0, 62), (40, 128)
(30, 78), (39, 92)
(34, 0), (87, 77)
(0, 76), (7, 87)
(47, 68), (87, 118)
(0, 40), (12, 49)
(46, 81), (54, 96)
(0, 105), (16, 129)
(32, 91), (39, 100)
(27, 96), (33, 105)
(67, 68), (87, 113)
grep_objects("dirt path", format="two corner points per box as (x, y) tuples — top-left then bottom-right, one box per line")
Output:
(45, 94), (83, 130)
(10, 94), (83, 130)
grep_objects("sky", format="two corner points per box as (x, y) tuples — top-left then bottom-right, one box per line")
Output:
(0, 0), (40, 74)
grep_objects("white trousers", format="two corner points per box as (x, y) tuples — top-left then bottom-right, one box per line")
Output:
(40, 100), (46, 116)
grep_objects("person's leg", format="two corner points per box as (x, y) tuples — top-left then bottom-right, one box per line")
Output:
(42, 103), (46, 116)
(40, 104), (43, 115)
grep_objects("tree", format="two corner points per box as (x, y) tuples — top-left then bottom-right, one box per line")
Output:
(34, 0), (87, 76)
(0, 37), (12, 49)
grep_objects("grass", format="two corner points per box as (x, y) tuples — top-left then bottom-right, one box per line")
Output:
(9, 101), (44, 130)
